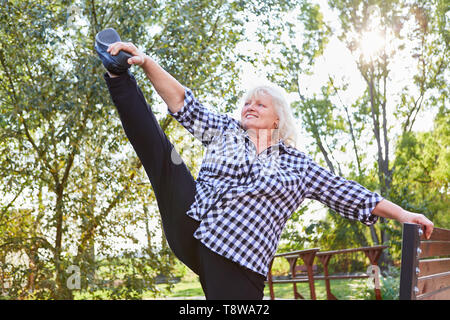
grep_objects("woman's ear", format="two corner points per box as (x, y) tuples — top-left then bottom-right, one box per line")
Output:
(275, 117), (280, 129)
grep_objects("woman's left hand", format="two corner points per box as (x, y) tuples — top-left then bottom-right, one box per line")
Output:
(372, 200), (434, 239)
(400, 211), (434, 239)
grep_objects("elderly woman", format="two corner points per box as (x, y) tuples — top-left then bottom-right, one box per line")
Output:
(99, 41), (433, 300)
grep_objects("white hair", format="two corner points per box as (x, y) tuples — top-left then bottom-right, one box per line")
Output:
(242, 85), (299, 148)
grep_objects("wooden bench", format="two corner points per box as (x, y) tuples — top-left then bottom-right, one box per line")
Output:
(399, 223), (450, 300)
(266, 248), (320, 300)
(295, 264), (318, 275)
(266, 245), (387, 300)
(315, 245), (388, 300)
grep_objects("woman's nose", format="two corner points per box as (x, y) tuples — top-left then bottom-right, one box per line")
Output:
(246, 103), (256, 111)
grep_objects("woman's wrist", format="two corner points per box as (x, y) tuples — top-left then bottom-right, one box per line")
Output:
(141, 54), (154, 72)
(373, 200), (417, 223)
(372, 199), (403, 221)
(397, 209), (416, 223)
(372, 200), (434, 239)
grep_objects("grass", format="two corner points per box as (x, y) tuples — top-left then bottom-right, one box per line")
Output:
(150, 269), (205, 299)
(145, 267), (377, 300)
(264, 279), (368, 300)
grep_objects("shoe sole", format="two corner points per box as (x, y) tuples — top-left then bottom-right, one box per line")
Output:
(95, 28), (132, 69)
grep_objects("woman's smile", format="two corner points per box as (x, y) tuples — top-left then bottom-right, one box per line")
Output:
(241, 92), (279, 131)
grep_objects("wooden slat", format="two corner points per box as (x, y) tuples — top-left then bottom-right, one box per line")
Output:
(419, 241), (450, 258)
(313, 275), (369, 280)
(274, 248), (320, 258)
(267, 274), (369, 284)
(420, 227), (450, 241)
(417, 286), (450, 300)
(316, 245), (388, 256)
(268, 273), (368, 282)
(419, 258), (450, 277)
(283, 255), (298, 260)
(268, 278), (311, 284)
(417, 271), (450, 295)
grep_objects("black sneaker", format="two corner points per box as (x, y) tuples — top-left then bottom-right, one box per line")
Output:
(95, 28), (132, 74)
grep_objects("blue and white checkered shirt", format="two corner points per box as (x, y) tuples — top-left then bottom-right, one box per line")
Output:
(169, 87), (383, 276)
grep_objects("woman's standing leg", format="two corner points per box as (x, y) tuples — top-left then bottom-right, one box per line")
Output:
(104, 71), (201, 274)
(197, 242), (266, 300)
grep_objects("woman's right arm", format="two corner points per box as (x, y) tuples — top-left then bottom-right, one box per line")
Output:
(107, 41), (234, 147)
(107, 42), (185, 113)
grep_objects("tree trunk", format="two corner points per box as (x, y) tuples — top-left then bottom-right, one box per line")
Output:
(361, 65), (394, 269)
(54, 184), (65, 298)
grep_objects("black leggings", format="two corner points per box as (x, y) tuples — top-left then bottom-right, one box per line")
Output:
(104, 72), (265, 299)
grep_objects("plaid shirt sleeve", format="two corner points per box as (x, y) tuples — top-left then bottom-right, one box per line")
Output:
(168, 87), (233, 146)
(304, 159), (383, 226)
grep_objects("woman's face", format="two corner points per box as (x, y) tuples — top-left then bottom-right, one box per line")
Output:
(241, 92), (279, 132)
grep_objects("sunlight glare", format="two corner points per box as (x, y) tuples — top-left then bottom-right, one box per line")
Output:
(360, 30), (385, 62)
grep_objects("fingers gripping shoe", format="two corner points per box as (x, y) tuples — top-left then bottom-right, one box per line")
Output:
(95, 28), (132, 74)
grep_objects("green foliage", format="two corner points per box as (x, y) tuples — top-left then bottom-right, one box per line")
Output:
(0, 0), (241, 299)
(0, 0), (306, 300)
(271, 0), (448, 271)
(72, 252), (170, 300)
(391, 108), (450, 229)
(1, 0), (447, 300)
(348, 266), (400, 300)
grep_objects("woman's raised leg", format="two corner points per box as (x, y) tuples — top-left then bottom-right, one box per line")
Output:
(104, 71), (201, 274)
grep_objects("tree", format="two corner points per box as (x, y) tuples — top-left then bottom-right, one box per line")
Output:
(326, 0), (448, 264)
(0, 0), (249, 299)
(392, 107), (449, 226)
(0, 0), (306, 299)
(252, 0), (448, 268)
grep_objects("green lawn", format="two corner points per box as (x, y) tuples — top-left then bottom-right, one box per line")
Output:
(263, 280), (367, 300)
(145, 268), (379, 300)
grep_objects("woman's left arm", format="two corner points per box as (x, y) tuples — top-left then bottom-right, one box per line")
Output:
(372, 199), (434, 239)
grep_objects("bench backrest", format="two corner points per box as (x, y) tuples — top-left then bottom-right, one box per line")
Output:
(295, 264), (318, 274)
(399, 223), (450, 300)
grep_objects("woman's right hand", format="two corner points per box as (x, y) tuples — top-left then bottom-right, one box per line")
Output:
(107, 42), (147, 67)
